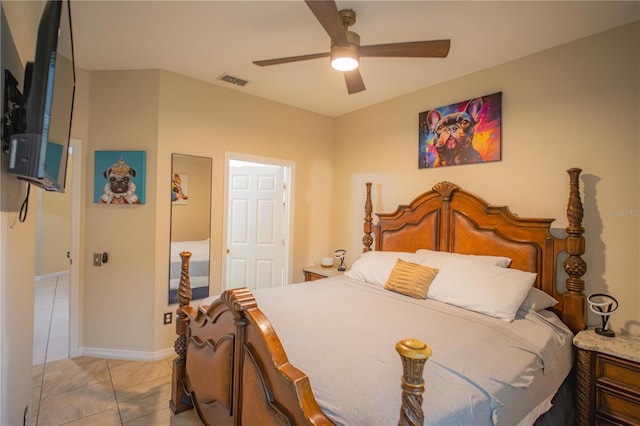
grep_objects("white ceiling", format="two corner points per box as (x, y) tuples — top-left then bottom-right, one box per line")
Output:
(5, 1), (640, 117)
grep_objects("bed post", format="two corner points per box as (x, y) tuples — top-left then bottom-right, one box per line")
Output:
(170, 251), (193, 414)
(396, 338), (432, 426)
(562, 168), (587, 333)
(363, 182), (373, 252)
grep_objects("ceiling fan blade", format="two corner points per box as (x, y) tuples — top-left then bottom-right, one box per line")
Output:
(360, 40), (451, 58)
(304, 0), (349, 46)
(344, 69), (366, 94)
(253, 52), (330, 67)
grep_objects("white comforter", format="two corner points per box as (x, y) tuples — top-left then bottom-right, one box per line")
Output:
(227, 276), (573, 426)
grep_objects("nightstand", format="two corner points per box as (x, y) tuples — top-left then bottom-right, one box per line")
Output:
(574, 329), (640, 425)
(303, 266), (343, 282)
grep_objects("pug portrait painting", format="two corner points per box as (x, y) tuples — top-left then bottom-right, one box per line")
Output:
(94, 151), (147, 204)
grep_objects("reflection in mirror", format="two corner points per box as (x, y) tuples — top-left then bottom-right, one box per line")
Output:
(169, 154), (212, 304)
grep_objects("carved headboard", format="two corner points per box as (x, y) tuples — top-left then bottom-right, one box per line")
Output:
(361, 169), (586, 333)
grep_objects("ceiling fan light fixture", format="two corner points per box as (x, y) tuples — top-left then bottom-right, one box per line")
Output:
(331, 45), (359, 71)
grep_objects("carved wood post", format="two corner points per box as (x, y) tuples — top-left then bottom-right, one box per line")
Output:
(223, 288), (258, 426)
(432, 181), (459, 252)
(396, 338), (432, 426)
(170, 251), (193, 414)
(562, 168), (587, 333)
(363, 182), (373, 252)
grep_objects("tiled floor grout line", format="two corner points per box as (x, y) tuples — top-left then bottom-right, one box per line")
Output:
(106, 360), (125, 425)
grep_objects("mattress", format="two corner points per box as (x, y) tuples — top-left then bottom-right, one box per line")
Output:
(169, 239), (210, 303)
(208, 276), (574, 426)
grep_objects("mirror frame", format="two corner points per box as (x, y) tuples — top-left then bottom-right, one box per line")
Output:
(169, 153), (212, 304)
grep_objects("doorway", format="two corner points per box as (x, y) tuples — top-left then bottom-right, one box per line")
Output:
(223, 153), (293, 290)
(32, 138), (81, 364)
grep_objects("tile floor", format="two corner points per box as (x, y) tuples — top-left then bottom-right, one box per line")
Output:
(32, 275), (202, 425)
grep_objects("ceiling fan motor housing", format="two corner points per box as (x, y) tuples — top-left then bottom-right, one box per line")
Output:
(331, 31), (360, 71)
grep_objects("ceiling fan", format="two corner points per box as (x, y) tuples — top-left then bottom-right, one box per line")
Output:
(253, 0), (451, 95)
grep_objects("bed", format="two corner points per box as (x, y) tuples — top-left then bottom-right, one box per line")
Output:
(169, 168), (587, 425)
(169, 239), (210, 304)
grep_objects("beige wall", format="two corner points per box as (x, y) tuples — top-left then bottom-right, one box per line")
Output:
(78, 68), (335, 354)
(81, 71), (159, 352)
(333, 22), (640, 336)
(1, 5), (37, 424)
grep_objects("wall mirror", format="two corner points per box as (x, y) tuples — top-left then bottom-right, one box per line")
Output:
(169, 154), (212, 304)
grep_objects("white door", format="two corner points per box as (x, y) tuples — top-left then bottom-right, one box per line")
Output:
(226, 163), (285, 290)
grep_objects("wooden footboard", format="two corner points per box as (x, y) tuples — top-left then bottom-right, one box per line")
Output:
(171, 284), (332, 425)
(170, 276), (432, 425)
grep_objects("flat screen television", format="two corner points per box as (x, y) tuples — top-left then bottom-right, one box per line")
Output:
(6, 0), (75, 192)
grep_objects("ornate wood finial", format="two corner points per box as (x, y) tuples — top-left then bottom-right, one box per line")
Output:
(363, 182), (374, 252)
(432, 181), (459, 201)
(174, 251), (192, 361)
(171, 251), (193, 414)
(566, 168), (585, 235)
(396, 338), (432, 426)
(177, 251), (192, 308)
(562, 168), (587, 332)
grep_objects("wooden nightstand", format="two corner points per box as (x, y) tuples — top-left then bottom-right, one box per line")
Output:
(303, 266), (343, 282)
(574, 329), (640, 425)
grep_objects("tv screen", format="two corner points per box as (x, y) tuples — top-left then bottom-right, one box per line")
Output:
(7, 0), (75, 192)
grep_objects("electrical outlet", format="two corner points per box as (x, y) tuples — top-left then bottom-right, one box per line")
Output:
(93, 253), (102, 267)
(163, 312), (172, 325)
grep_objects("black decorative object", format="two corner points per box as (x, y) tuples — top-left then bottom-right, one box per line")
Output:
(335, 249), (346, 272)
(587, 293), (619, 337)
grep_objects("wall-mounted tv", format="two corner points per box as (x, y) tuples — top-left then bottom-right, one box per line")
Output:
(3, 0), (76, 192)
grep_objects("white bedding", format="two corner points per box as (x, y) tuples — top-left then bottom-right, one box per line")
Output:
(205, 275), (574, 425)
(169, 239), (210, 288)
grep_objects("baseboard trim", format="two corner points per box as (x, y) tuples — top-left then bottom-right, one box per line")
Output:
(81, 346), (175, 362)
(36, 270), (70, 281)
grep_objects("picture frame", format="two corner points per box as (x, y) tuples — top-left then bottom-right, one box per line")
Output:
(171, 173), (189, 205)
(94, 150), (147, 204)
(419, 92), (502, 169)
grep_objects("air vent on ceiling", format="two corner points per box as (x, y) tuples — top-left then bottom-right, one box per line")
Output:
(218, 73), (249, 87)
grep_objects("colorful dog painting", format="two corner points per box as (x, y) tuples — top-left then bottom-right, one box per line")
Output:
(419, 92), (502, 169)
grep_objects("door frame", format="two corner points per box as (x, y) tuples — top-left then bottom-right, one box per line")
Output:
(221, 152), (294, 291)
(68, 138), (81, 357)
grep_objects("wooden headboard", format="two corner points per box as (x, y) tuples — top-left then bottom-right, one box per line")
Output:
(361, 168), (586, 333)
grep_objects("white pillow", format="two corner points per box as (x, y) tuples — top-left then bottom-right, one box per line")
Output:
(427, 256), (536, 321)
(345, 251), (423, 286)
(416, 248), (512, 268)
(519, 287), (558, 312)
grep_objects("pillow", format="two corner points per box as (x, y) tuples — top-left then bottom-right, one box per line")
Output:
(384, 259), (438, 299)
(416, 249), (512, 269)
(427, 256), (536, 321)
(519, 287), (558, 312)
(344, 251), (422, 286)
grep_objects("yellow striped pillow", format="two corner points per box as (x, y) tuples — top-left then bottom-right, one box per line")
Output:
(384, 259), (438, 299)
